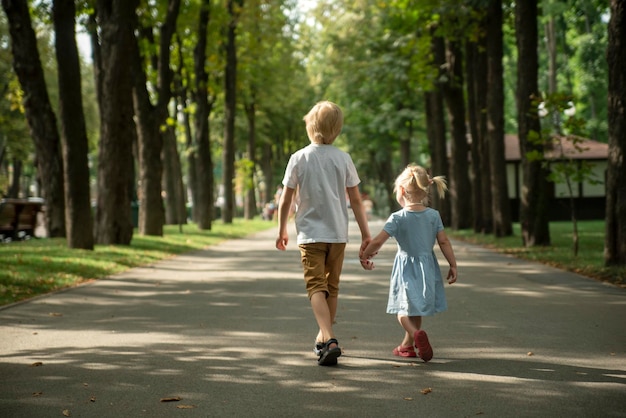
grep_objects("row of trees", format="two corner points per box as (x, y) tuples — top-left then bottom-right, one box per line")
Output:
(0, 0), (624, 266)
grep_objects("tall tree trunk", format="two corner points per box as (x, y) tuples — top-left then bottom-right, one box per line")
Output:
(487, 0), (512, 237)
(193, 0), (214, 230)
(516, 0), (550, 247)
(222, 0), (242, 223)
(605, 0), (626, 266)
(476, 33), (493, 235)
(244, 100), (257, 220)
(131, 0), (180, 236)
(53, 0), (94, 250)
(2, 0), (66, 238)
(424, 34), (450, 226)
(465, 38), (483, 233)
(442, 39), (471, 230)
(162, 114), (186, 226)
(93, 0), (137, 245)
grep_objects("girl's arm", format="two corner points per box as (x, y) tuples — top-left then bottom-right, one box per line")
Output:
(436, 230), (457, 284)
(360, 230), (390, 269)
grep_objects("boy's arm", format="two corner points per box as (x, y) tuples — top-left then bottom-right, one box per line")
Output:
(275, 186), (295, 250)
(436, 230), (457, 284)
(346, 186), (372, 257)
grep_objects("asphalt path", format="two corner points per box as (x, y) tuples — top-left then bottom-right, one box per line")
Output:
(1, 219), (625, 417)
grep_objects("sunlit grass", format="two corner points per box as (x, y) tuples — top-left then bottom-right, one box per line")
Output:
(0, 218), (275, 306)
(448, 220), (625, 287)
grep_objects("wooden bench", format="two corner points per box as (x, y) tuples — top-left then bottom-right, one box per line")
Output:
(0, 198), (44, 241)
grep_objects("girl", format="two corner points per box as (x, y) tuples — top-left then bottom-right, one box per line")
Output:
(360, 164), (457, 362)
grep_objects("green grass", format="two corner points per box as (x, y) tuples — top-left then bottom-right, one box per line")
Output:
(0, 218), (275, 306)
(448, 220), (625, 288)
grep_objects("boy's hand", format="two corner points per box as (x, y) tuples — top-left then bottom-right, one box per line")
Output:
(276, 234), (289, 251)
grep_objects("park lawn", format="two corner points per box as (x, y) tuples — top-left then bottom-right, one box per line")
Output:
(0, 218), (276, 307)
(448, 220), (625, 288)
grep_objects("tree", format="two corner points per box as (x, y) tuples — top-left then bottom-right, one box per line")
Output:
(486, 0), (512, 237)
(221, 0), (243, 223)
(53, 0), (94, 250)
(2, 0), (66, 238)
(516, 0), (550, 247)
(131, 0), (181, 236)
(92, 0), (137, 245)
(605, 0), (626, 266)
(190, 0), (215, 230)
(442, 38), (471, 230)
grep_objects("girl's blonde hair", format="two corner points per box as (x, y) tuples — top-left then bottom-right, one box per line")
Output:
(303, 101), (343, 144)
(394, 164), (448, 204)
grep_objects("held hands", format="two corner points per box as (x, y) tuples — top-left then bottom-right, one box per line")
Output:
(360, 258), (375, 270)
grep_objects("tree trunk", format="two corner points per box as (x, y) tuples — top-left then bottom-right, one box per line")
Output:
(465, 39), (483, 233)
(442, 39), (471, 230)
(162, 117), (186, 226)
(244, 101), (257, 220)
(193, 0), (214, 230)
(2, 0), (66, 238)
(424, 34), (450, 226)
(8, 158), (21, 198)
(53, 0), (94, 250)
(93, 0), (137, 245)
(605, 0), (626, 266)
(516, 0), (550, 247)
(131, 0), (180, 236)
(222, 0), (242, 224)
(487, 0), (512, 237)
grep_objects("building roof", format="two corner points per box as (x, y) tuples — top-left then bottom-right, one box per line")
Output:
(505, 134), (609, 161)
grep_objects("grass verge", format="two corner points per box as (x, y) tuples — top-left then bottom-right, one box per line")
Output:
(0, 218), (275, 307)
(447, 220), (625, 288)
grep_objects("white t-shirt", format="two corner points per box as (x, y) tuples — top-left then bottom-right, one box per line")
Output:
(282, 143), (360, 244)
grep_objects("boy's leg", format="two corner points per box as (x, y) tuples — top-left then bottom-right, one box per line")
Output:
(315, 294), (337, 344)
(311, 291), (337, 346)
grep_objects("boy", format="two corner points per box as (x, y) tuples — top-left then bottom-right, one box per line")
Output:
(275, 101), (371, 366)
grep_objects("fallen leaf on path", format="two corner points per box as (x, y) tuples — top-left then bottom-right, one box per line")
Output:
(30, 362), (43, 367)
(527, 352), (534, 356)
(32, 392), (43, 397)
(403, 397), (414, 401)
(62, 410), (71, 417)
(49, 312), (63, 317)
(160, 397), (181, 402)
(176, 405), (196, 409)
(89, 396), (96, 402)
(420, 387), (432, 395)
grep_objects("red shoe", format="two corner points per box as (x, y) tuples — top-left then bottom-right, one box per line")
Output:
(414, 330), (433, 362)
(393, 345), (417, 357)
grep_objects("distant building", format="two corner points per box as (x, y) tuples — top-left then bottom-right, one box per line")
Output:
(504, 134), (608, 221)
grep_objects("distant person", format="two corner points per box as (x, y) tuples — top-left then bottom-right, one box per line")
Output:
(275, 101), (371, 366)
(360, 164), (457, 362)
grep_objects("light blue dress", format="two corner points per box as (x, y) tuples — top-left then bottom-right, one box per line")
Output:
(383, 208), (448, 316)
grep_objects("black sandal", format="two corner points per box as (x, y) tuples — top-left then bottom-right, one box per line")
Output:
(317, 338), (341, 366)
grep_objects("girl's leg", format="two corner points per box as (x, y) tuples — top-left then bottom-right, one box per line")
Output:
(397, 315), (422, 347)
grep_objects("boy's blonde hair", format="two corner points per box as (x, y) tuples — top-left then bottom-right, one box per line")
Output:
(394, 164), (448, 205)
(303, 101), (343, 144)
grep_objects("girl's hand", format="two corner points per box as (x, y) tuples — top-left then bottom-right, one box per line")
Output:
(447, 266), (457, 284)
(360, 258), (375, 270)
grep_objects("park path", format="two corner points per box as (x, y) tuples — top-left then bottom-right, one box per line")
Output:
(0, 219), (625, 417)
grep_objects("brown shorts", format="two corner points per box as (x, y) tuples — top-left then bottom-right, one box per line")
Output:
(298, 242), (346, 299)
